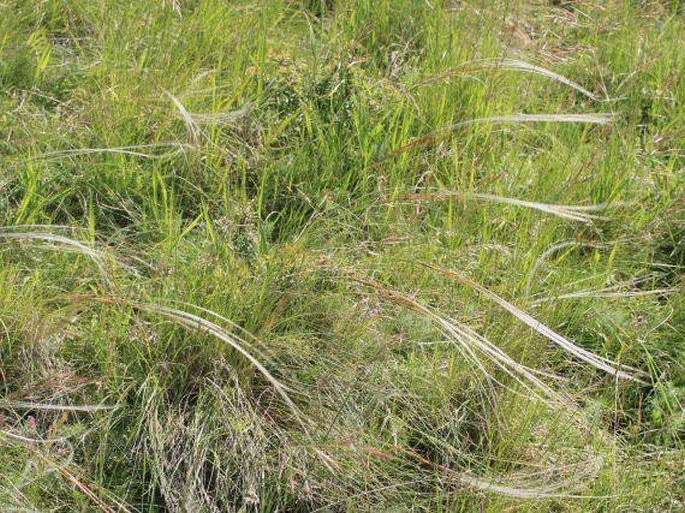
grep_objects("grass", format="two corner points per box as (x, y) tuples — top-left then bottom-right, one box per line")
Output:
(0, 0), (683, 511)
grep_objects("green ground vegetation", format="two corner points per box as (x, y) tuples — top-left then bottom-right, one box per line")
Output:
(0, 0), (683, 511)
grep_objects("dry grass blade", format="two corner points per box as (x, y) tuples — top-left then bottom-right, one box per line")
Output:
(417, 262), (647, 383)
(58, 465), (117, 513)
(0, 400), (115, 412)
(408, 447), (606, 499)
(168, 89), (252, 129)
(134, 303), (306, 427)
(389, 191), (607, 222)
(172, 301), (283, 369)
(454, 474), (606, 499)
(39, 451), (128, 513)
(451, 113), (614, 129)
(1, 436), (132, 512)
(525, 241), (609, 296)
(186, 105), (252, 125)
(0, 227), (141, 278)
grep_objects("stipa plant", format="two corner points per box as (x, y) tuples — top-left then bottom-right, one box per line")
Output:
(387, 190), (617, 223)
(0, 243), (306, 511)
(414, 58), (601, 101)
(0, 224), (659, 510)
(1, 1), (683, 510)
(415, 261), (646, 383)
(380, 113), (615, 161)
(134, 376), (292, 512)
(132, 302), (305, 427)
(349, 276), (569, 410)
(341, 271), (645, 495)
(0, 92), (675, 510)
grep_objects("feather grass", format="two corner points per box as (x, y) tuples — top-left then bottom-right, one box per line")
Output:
(388, 190), (611, 222)
(417, 261), (647, 383)
(415, 58), (600, 101)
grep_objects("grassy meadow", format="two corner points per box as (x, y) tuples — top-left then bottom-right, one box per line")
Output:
(0, 0), (683, 511)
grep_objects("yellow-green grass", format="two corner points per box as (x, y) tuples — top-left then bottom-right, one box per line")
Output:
(0, 1), (683, 511)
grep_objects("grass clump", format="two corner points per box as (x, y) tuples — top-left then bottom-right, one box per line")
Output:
(1, 0), (683, 511)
